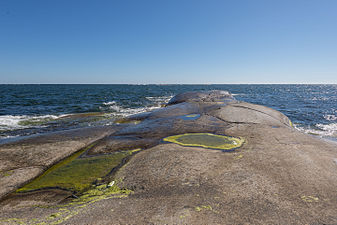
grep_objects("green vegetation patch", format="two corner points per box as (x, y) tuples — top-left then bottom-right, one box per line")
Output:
(179, 114), (201, 121)
(301, 195), (319, 202)
(17, 150), (134, 193)
(4, 182), (133, 225)
(0, 170), (14, 177)
(18, 117), (57, 126)
(114, 118), (141, 124)
(164, 133), (244, 151)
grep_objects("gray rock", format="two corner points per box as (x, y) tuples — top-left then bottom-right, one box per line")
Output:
(167, 90), (235, 105)
(209, 101), (292, 127)
(1, 90), (337, 225)
(0, 125), (119, 200)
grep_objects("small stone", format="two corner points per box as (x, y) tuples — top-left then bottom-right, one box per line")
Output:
(108, 181), (115, 187)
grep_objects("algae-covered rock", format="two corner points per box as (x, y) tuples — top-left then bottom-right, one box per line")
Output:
(0, 125), (119, 200)
(87, 135), (158, 155)
(17, 151), (132, 193)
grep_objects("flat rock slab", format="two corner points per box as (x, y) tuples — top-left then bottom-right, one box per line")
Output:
(0, 125), (120, 200)
(0, 90), (337, 225)
(47, 128), (337, 224)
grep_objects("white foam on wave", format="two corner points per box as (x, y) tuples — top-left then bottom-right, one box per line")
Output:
(0, 134), (19, 140)
(145, 96), (173, 103)
(109, 105), (161, 117)
(103, 101), (116, 106)
(295, 123), (337, 138)
(108, 105), (122, 112)
(0, 115), (61, 131)
(296, 111), (337, 138)
(295, 114), (337, 138)
(324, 114), (337, 121)
(100, 95), (173, 118)
(311, 97), (331, 101)
(316, 123), (337, 136)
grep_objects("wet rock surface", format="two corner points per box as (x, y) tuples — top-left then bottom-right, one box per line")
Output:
(1, 90), (337, 225)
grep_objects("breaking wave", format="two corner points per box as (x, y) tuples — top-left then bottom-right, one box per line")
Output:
(0, 95), (174, 141)
(0, 115), (62, 131)
(101, 95), (173, 117)
(295, 122), (337, 139)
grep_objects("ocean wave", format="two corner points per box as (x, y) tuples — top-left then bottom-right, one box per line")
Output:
(316, 123), (337, 136)
(102, 101), (116, 106)
(0, 134), (19, 139)
(145, 96), (173, 103)
(295, 123), (337, 137)
(100, 95), (173, 118)
(324, 114), (337, 121)
(0, 115), (61, 131)
(108, 105), (161, 117)
(310, 96), (334, 101)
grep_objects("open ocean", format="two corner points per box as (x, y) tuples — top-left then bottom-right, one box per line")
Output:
(1, 84), (337, 144)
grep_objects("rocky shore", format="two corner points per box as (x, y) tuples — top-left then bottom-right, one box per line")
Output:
(0, 90), (336, 224)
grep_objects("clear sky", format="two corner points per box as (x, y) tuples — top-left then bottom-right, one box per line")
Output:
(1, 0), (337, 84)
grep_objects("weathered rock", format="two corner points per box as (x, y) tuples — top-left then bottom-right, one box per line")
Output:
(208, 102), (292, 127)
(167, 90), (235, 105)
(0, 90), (337, 225)
(125, 102), (201, 121)
(0, 125), (120, 200)
(87, 135), (158, 155)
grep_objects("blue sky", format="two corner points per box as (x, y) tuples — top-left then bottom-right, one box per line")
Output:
(1, 0), (337, 84)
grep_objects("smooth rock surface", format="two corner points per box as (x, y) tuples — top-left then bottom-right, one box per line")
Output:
(0, 90), (337, 225)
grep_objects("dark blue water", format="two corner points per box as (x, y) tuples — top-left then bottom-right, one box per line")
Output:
(1, 84), (337, 142)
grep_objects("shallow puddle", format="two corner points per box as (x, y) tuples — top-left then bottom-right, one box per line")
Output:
(17, 149), (137, 193)
(164, 133), (244, 151)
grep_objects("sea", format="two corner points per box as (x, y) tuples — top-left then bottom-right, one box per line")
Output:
(1, 84), (337, 144)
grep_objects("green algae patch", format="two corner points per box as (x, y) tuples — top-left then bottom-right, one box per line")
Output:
(234, 154), (244, 160)
(179, 114), (201, 121)
(163, 133), (244, 151)
(185, 114), (199, 118)
(0, 169), (14, 177)
(78, 182), (133, 203)
(114, 118), (141, 124)
(47, 182), (133, 224)
(195, 205), (212, 211)
(301, 195), (319, 203)
(17, 149), (135, 193)
(17, 145), (92, 193)
(0, 218), (25, 225)
(6, 183), (133, 225)
(194, 205), (219, 214)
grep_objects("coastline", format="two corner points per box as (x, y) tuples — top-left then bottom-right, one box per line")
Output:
(1, 90), (337, 224)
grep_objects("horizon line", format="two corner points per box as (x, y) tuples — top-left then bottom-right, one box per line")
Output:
(1, 83), (337, 85)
